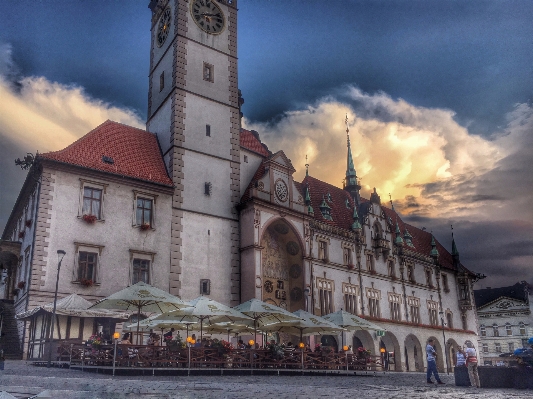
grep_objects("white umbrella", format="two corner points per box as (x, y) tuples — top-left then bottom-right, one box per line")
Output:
(233, 298), (302, 343)
(126, 314), (198, 343)
(264, 310), (344, 343)
(16, 293), (128, 320)
(88, 282), (189, 343)
(154, 296), (252, 339)
(322, 309), (386, 347)
(0, 391), (18, 399)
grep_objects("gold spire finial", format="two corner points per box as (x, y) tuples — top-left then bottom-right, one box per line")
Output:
(345, 114), (350, 147)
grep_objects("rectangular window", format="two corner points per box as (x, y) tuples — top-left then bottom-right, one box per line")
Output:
(318, 240), (328, 261)
(446, 312), (453, 328)
(132, 258), (150, 284)
(200, 279), (211, 295)
(480, 325), (486, 336)
(493, 325), (499, 337)
(204, 182), (211, 196)
(343, 283), (358, 315)
(482, 344), (488, 353)
(495, 343), (501, 353)
(506, 324), (513, 336)
(243, 155), (248, 163)
(508, 343), (515, 352)
(425, 269), (433, 287)
(427, 300), (439, 326)
(136, 198), (153, 226)
(441, 273), (449, 292)
(366, 253), (374, 272)
(366, 288), (381, 318)
(411, 305), (420, 324)
(519, 323), (526, 335)
(407, 265), (415, 283)
(78, 251), (97, 281)
(388, 260), (395, 278)
(203, 62), (214, 82)
(388, 292), (402, 321)
(343, 247), (352, 266)
(206, 124), (211, 137)
(159, 71), (164, 92)
(317, 278), (334, 315)
(82, 187), (102, 218)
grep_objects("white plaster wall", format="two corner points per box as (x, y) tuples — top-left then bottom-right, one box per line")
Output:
(182, 95), (232, 159)
(41, 168), (173, 298)
(185, 40), (231, 106)
(239, 149), (263, 197)
(181, 150), (234, 219)
(147, 98), (173, 155)
(150, 47), (175, 117)
(179, 211), (234, 305)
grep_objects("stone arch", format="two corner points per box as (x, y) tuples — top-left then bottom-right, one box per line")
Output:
(380, 331), (403, 371)
(427, 336), (445, 372)
(0, 241), (21, 300)
(259, 219), (305, 312)
(352, 330), (375, 354)
(404, 333), (424, 372)
(447, 338), (460, 370)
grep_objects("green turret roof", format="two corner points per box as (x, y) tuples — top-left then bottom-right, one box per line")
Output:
(351, 204), (362, 230)
(430, 235), (439, 258)
(394, 221), (404, 245)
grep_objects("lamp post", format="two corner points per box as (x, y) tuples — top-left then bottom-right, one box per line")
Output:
(47, 249), (66, 368)
(439, 310), (450, 374)
(112, 332), (120, 376)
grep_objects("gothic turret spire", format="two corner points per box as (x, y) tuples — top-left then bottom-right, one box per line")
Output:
(430, 234), (439, 260)
(451, 225), (460, 266)
(394, 221), (404, 245)
(343, 115), (361, 204)
(305, 183), (314, 216)
(351, 203), (362, 230)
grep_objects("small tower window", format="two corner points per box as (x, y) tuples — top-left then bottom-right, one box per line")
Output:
(204, 182), (212, 196)
(206, 124), (211, 137)
(243, 155), (248, 163)
(203, 62), (214, 82)
(200, 279), (211, 295)
(159, 71), (164, 92)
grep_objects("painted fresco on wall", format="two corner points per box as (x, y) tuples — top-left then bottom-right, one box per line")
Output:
(261, 222), (304, 311)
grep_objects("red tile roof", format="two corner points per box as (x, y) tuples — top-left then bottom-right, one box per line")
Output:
(240, 129), (270, 157)
(39, 120), (173, 187)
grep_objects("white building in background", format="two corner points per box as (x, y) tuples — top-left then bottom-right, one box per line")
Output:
(1, 0), (480, 370)
(474, 282), (533, 365)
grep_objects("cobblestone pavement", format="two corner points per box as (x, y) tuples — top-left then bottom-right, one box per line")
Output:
(1, 361), (533, 399)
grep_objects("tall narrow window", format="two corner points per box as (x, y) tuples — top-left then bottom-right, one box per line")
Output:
(159, 71), (164, 91)
(317, 278), (334, 315)
(78, 251), (97, 282)
(366, 288), (381, 318)
(366, 253), (374, 272)
(493, 324), (499, 337)
(204, 182), (212, 196)
(136, 198), (153, 227)
(446, 312), (453, 328)
(388, 260), (395, 278)
(132, 258), (150, 284)
(495, 343), (501, 353)
(206, 124), (211, 137)
(425, 269), (433, 287)
(82, 187), (102, 218)
(318, 240), (328, 261)
(388, 293), (402, 321)
(407, 296), (420, 324)
(343, 283), (358, 314)
(203, 62), (214, 82)
(482, 344), (488, 353)
(427, 300), (439, 326)
(407, 264), (415, 283)
(519, 322), (526, 335)
(508, 342), (515, 352)
(343, 247), (352, 266)
(441, 274), (449, 292)
(480, 325), (486, 336)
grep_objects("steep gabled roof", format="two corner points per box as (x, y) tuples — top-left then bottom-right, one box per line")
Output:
(240, 128), (270, 157)
(474, 282), (530, 308)
(39, 120), (173, 186)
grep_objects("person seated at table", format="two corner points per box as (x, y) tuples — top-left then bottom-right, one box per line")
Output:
(237, 339), (246, 349)
(121, 333), (132, 344)
(285, 342), (295, 351)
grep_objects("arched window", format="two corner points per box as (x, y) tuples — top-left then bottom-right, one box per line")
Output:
(480, 325), (486, 336)
(446, 312), (453, 329)
(505, 323), (512, 336)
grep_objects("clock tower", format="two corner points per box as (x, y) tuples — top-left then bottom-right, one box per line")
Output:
(146, 0), (240, 305)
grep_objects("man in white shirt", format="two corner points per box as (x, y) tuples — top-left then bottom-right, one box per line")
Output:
(465, 344), (480, 388)
(456, 347), (466, 367)
(426, 339), (444, 384)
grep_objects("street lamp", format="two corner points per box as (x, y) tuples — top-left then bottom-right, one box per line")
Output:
(439, 310), (450, 375)
(47, 249), (66, 368)
(112, 331), (120, 376)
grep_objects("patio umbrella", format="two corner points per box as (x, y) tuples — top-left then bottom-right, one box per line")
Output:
(88, 282), (189, 343)
(322, 309), (386, 348)
(16, 293), (128, 320)
(264, 310), (344, 344)
(126, 314), (198, 343)
(233, 298), (302, 344)
(203, 321), (256, 341)
(0, 391), (18, 399)
(153, 296), (252, 339)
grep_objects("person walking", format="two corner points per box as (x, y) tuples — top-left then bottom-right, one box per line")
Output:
(465, 343), (480, 388)
(426, 339), (445, 384)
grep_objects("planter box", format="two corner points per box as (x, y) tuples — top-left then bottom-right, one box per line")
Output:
(454, 366), (470, 386)
(457, 366), (532, 389)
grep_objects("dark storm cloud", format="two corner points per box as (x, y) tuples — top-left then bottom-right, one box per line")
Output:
(239, 1), (533, 137)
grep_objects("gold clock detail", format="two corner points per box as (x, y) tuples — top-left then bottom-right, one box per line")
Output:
(156, 8), (172, 47)
(190, 0), (225, 35)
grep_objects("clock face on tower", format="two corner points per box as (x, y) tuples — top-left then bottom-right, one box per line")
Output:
(190, 0), (226, 35)
(156, 7), (172, 47)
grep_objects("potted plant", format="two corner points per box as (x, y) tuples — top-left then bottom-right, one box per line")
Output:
(17, 281), (26, 289)
(166, 333), (185, 352)
(87, 334), (102, 350)
(140, 223), (151, 231)
(25, 219), (32, 228)
(82, 214), (97, 224)
(356, 346), (371, 360)
(347, 264), (355, 270)
(80, 278), (94, 287)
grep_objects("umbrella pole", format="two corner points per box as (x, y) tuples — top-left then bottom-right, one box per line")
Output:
(254, 318), (257, 346)
(200, 319), (203, 340)
(136, 307), (141, 345)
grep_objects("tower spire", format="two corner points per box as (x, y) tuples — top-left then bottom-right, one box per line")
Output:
(451, 224), (460, 266)
(305, 154), (309, 177)
(343, 114), (361, 204)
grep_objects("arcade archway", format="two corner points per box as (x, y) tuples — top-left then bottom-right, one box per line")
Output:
(404, 334), (424, 372)
(428, 336), (445, 372)
(380, 331), (402, 371)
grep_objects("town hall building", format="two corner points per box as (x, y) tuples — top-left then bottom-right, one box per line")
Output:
(0, 0), (480, 371)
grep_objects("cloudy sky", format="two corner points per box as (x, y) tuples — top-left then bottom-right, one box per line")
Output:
(0, 1), (531, 288)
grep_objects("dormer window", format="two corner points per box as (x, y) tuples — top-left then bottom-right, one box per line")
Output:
(319, 196), (333, 221)
(327, 193), (332, 202)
